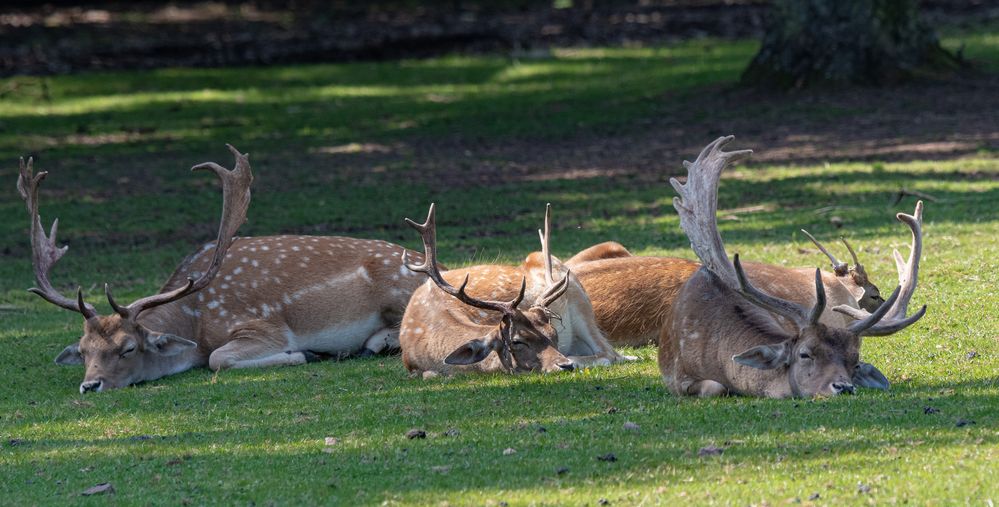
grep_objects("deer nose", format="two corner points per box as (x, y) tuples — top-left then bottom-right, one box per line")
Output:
(79, 379), (103, 394)
(557, 362), (575, 371)
(831, 382), (855, 395)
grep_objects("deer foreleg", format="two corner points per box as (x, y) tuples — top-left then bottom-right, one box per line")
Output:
(356, 327), (400, 357)
(209, 338), (308, 370)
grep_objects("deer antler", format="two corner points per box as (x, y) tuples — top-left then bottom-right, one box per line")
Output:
(800, 229), (849, 276)
(670, 136), (753, 288)
(833, 201), (927, 335)
(107, 144), (253, 320)
(404, 203), (526, 317)
(535, 203), (570, 309)
(840, 237), (869, 284)
(17, 157), (98, 320)
(733, 254), (823, 328)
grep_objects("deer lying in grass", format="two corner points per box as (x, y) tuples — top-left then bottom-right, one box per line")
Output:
(398, 204), (628, 375)
(565, 230), (888, 347)
(19, 146), (429, 393)
(658, 136), (926, 398)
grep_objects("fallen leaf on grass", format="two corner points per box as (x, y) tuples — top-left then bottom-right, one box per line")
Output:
(503, 448), (517, 456)
(81, 483), (114, 496)
(430, 465), (451, 474)
(596, 453), (617, 462)
(956, 418), (976, 427)
(923, 406), (940, 414)
(443, 428), (461, 437)
(324, 437), (339, 446)
(405, 429), (426, 439)
(622, 422), (640, 431)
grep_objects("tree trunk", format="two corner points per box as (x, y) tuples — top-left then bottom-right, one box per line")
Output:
(742, 0), (963, 88)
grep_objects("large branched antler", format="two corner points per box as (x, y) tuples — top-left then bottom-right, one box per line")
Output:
(833, 201), (927, 336)
(674, 137), (831, 332)
(535, 203), (570, 309)
(403, 203), (527, 317)
(670, 136), (753, 288)
(17, 157), (98, 319)
(107, 144), (253, 320)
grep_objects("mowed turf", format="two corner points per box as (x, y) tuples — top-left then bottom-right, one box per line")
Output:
(1, 30), (997, 505)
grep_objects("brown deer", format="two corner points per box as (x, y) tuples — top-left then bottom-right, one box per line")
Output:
(565, 230), (888, 348)
(19, 146), (430, 393)
(658, 136), (926, 398)
(398, 203), (629, 375)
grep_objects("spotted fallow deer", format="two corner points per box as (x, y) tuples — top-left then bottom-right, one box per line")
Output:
(398, 203), (628, 375)
(19, 146), (430, 393)
(658, 136), (926, 398)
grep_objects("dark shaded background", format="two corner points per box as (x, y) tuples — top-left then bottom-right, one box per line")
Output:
(2, 0), (996, 77)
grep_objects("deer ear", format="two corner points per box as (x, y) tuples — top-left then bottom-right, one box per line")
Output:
(147, 334), (197, 356)
(853, 361), (890, 390)
(54, 343), (83, 365)
(443, 334), (500, 365)
(732, 341), (791, 370)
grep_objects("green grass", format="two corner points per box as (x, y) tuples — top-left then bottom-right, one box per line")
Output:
(1, 30), (998, 505)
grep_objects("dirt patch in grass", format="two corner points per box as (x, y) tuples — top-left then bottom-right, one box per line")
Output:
(308, 74), (999, 188)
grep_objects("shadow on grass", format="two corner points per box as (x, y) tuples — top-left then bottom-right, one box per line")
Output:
(4, 362), (995, 502)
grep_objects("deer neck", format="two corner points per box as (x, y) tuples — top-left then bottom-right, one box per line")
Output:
(135, 302), (206, 377)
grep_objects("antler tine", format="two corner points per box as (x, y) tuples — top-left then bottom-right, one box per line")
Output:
(670, 136), (752, 289)
(840, 237), (868, 281)
(17, 156), (98, 319)
(801, 229), (849, 276)
(533, 202), (571, 310)
(114, 144), (253, 319)
(539, 270), (570, 308)
(403, 203), (521, 316)
(733, 254), (813, 328)
(832, 201), (926, 335)
(538, 203), (555, 284)
(888, 200), (923, 320)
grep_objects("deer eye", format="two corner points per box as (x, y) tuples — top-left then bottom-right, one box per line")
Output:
(120, 345), (136, 358)
(798, 352), (811, 359)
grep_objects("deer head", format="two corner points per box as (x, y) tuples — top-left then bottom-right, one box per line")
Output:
(18, 145), (252, 393)
(403, 203), (574, 373)
(800, 230), (885, 312)
(728, 255), (918, 397)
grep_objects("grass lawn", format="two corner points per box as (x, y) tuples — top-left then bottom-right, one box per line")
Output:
(1, 29), (997, 505)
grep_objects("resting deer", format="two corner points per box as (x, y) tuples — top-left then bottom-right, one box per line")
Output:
(398, 203), (628, 375)
(658, 136), (926, 398)
(19, 146), (430, 393)
(565, 231), (888, 347)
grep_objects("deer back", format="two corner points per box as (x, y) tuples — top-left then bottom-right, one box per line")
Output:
(156, 236), (427, 353)
(570, 256), (701, 346)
